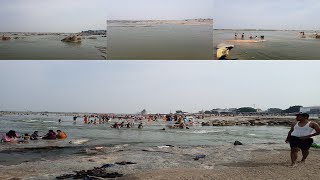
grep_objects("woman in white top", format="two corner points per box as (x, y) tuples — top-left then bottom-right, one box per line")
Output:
(286, 113), (320, 167)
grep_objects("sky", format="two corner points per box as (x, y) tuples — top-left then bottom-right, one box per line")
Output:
(0, 0), (213, 32)
(213, 0), (320, 30)
(0, 61), (320, 114)
(2, 0), (319, 32)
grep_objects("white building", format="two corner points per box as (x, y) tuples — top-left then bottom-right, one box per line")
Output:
(300, 106), (320, 116)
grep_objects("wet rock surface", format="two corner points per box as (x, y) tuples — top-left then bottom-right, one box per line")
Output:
(56, 167), (123, 179)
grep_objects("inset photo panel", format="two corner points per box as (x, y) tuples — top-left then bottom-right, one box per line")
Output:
(0, 0), (108, 60)
(213, 0), (320, 60)
(106, 0), (214, 60)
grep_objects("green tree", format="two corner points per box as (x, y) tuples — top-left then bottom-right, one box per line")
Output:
(204, 110), (212, 114)
(237, 107), (257, 113)
(283, 106), (302, 113)
(141, 109), (147, 115)
(267, 108), (283, 114)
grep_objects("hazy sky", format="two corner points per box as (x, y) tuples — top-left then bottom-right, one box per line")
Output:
(1, 0), (320, 32)
(214, 0), (320, 30)
(0, 61), (319, 114)
(0, 0), (213, 32)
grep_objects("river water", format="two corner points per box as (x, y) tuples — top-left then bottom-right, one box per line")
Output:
(107, 24), (214, 60)
(213, 30), (320, 60)
(0, 35), (107, 60)
(0, 115), (293, 165)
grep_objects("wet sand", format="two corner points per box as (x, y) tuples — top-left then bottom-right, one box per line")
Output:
(1, 143), (320, 180)
(123, 149), (320, 180)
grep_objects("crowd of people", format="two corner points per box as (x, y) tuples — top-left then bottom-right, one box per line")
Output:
(235, 33), (265, 40)
(1, 129), (67, 143)
(110, 121), (143, 129)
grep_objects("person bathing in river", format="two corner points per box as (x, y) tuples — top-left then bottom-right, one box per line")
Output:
(56, 130), (67, 139)
(111, 122), (120, 129)
(1, 130), (20, 143)
(138, 122), (143, 129)
(286, 113), (320, 167)
(42, 130), (57, 140)
(30, 131), (41, 140)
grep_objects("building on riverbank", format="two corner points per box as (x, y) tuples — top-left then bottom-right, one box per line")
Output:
(300, 106), (320, 117)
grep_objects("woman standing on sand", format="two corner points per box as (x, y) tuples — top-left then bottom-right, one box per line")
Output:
(286, 113), (320, 167)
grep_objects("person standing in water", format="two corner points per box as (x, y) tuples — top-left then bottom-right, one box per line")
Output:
(241, 33), (244, 39)
(235, 33), (238, 39)
(286, 113), (320, 167)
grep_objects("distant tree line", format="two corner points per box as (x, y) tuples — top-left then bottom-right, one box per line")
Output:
(202, 105), (303, 114)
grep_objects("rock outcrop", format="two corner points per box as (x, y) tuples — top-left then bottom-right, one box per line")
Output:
(201, 118), (294, 127)
(61, 36), (82, 43)
(1, 35), (11, 40)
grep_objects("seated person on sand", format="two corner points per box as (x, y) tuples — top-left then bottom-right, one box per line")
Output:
(1, 130), (20, 143)
(30, 131), (41, 140)
(249, 36), (253, 39)
(56, 130), (67, 139)
(42, 130), (57, 140)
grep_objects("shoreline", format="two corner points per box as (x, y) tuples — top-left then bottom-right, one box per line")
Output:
(1, 143), (319, 180)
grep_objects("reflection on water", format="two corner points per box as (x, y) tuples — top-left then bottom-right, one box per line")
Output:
(213, 30), (320, 60)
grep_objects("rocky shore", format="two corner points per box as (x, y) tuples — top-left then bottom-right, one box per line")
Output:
(1, 143), (319, 180)
(200, 116), (320, 127)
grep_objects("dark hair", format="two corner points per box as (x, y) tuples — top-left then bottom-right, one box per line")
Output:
(57, 130), (61, 132)
(297, 113), (310, 118)
(24, 133), (29, 136)
(49, 130), (54, 133)
(6, 130), (17, 138)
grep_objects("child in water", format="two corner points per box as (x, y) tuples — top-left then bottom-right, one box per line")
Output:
(56, 130), (67, 139)
(30, 131), (41, 140)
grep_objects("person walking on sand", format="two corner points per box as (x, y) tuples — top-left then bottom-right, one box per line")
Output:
(285, 113), (320, 167)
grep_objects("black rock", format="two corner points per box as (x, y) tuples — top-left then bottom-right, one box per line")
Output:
(115, 161), (137, 165)
(234, 141), (243, 145)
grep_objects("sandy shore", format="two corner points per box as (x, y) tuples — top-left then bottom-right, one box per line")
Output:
(122, 148), (320, 180)
(108, 19), (213, 27)
(1, 142), (319, 180)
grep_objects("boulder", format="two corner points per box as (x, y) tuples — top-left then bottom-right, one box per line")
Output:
(234, 141), (243, 145)
(61, 36), (82, 43)
(201, 122), (210, 126)
(248, 120), (256, 125)
(1, 35), (11, 40)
